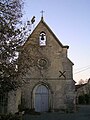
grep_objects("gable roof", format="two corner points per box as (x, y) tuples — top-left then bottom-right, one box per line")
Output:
(23, 17), (69, 49)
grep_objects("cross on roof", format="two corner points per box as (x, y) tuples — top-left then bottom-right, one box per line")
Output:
(40, 10), (45, 19)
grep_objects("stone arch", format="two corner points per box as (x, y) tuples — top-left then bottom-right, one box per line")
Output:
(31, 82), (53, 112)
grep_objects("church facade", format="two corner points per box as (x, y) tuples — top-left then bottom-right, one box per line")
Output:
(18, 17), (75, 112)
(0, 17), (75, 114)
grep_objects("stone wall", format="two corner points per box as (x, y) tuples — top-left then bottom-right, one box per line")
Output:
(7, 88), (21, 114)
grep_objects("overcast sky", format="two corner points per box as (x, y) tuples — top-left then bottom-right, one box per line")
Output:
(23, 0), (90, 83)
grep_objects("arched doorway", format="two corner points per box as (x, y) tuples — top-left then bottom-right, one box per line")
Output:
(34, 85), (49, 112)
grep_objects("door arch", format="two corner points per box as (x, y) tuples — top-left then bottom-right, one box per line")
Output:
(34, 85), (49, 112)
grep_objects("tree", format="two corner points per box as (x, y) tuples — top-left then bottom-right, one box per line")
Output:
(0, 0), (26, 92)
(78, 79), (85, 85)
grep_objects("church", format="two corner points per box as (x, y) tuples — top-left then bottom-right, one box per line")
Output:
(1, 16), (75, 114)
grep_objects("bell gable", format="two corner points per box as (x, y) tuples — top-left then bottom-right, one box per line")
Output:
(22, 17), (69, 50)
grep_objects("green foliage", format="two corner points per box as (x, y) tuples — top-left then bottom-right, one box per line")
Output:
(0, 0), (24, 92)
(0, 0), (23, 74)
(0, 0), (32, 92)
(0, 77), (20, 92)
(78, 94), (89, 104)
(0, 113), (22, 120)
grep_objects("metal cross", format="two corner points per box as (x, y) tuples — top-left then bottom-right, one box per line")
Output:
(59, 71), (66, 79)
(40, 10), (45, 18)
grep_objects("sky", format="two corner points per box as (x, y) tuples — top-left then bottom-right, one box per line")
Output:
(22, 0), (90, 83)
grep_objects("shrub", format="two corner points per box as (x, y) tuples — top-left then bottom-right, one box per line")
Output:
(0, 113), (22, 120)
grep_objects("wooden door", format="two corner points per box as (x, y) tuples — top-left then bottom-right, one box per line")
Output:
(35, 85), (49, 112)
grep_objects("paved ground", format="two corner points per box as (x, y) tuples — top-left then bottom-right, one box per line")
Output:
(23, 105), (90, 120)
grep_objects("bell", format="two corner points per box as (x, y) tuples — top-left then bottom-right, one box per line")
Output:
(41, 34), (44, 40)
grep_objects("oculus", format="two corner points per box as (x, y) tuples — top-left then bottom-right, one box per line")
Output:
(37, 58), (48, 69)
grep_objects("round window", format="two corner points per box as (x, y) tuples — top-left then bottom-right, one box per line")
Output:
(37, 58), (48, 69)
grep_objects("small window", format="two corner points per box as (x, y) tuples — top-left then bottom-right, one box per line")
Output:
(39, 32), (46, 46)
